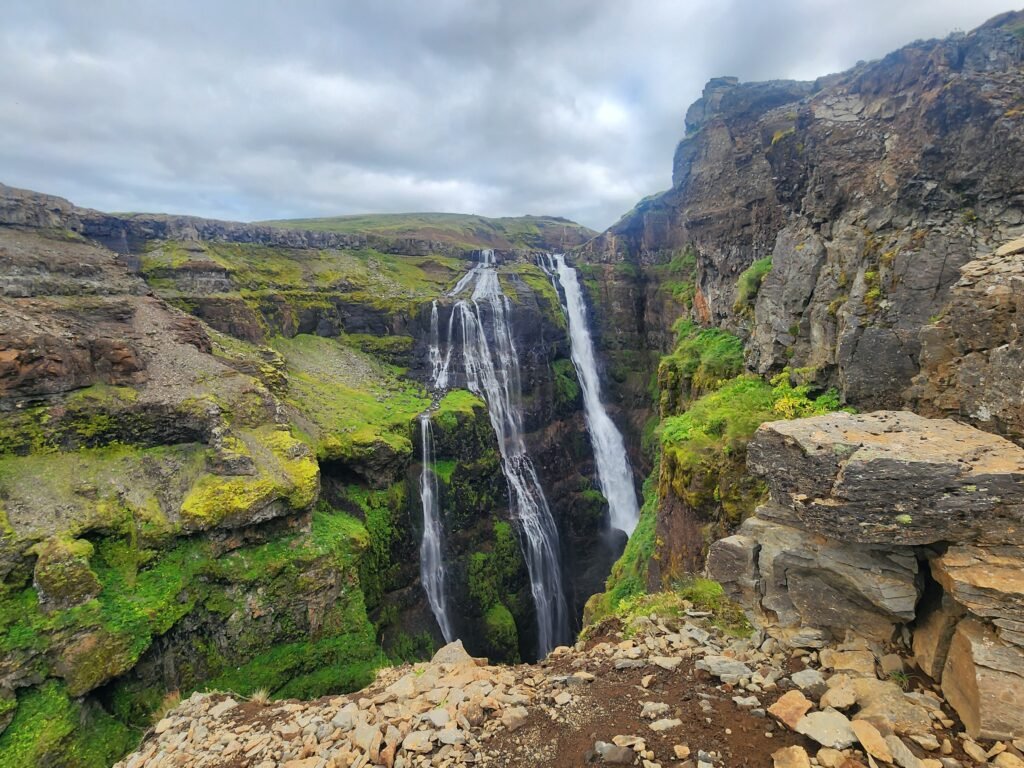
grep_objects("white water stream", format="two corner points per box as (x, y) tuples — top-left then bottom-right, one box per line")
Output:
(418, 414), (455, 642)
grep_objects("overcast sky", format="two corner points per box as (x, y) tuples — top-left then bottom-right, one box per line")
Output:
(1, 1), (1014, 231)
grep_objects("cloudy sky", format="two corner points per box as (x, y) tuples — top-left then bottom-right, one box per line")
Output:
(1, 1), (1013, 230)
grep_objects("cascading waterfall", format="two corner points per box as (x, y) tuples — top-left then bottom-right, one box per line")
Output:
(435, 249), (571, 655)
(418, 413), (455, 642)
(542, 254), (641, 535)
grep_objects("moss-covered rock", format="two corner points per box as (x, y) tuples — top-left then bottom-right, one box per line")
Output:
(482, 603), (520, 663)
(30, 537), (101, 612)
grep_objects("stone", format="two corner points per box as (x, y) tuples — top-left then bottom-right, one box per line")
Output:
(695, 656), (752, 683)
(768, 690), (814, 729)
(880, 654), (904, 676)
(932, 546), (1024, 632)
(772, 745), (811, 768)
(820, 649), (876, 677)
(795, 708), (857, 749)
(909, 734), (941, 751)
(401, 730), (435, 754)
(885, 735), (924, 768)
(641, 702), (670, 719)
(595, 742), (636, 764)
(431, 640), (474, 666)
(711, 516), (919, 645)
(209, 698), (238, 718)
(674, 745), (692, 759)
(746, 412), (1024, 546)
(851, 720), (893, 763)
(815, 747), (846, 768)
(820, 675), (857, 710)
(650, 656), (682, 670)
(913, 591), (966, 680)
(554, 691), (572, 706)
(993, 753), (1024, 768)
(501, 706), (529, 731)
(962, 740), (989, 763)
(941, 618), (1024, 740)
(426, 708), (450, 727)
(790, 668), (827, 697)
(848, 678), (933, 736)
(650, 719), (682, 732)
(437, 728), (465, 745)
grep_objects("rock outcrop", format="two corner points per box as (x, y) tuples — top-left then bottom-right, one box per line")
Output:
(709, 411), (1024, 740)
(579, 12), (1024, 421)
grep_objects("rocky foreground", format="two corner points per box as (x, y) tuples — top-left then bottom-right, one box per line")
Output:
(116, 602), (1020, 768)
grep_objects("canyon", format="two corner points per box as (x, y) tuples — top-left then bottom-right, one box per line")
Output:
(2, 8), (1024, 768)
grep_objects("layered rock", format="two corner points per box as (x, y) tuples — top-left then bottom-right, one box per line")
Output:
(911, 239), (1024, 442)
(709, 410), (1024, 739)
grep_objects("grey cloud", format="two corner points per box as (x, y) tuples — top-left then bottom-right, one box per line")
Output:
(0, 0), (1013, 230)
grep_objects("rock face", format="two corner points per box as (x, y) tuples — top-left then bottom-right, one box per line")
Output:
(911, 243), (1024, 442)
(579, 12), (1024, 421)
(709, 410), (1024, 739)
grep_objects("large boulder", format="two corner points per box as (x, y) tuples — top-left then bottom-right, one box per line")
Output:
(747, 411), (1024, 546)
(931, 545), (1024, 647)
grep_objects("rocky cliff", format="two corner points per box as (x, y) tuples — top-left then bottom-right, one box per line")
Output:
(579, 10), (1024, 423)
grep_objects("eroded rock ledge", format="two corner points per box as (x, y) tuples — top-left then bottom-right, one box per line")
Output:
(709, 411), (1024, 740)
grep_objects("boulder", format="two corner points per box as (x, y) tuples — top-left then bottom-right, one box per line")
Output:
(941, 618), (1024, 740)
(747, 411), (1024, 546)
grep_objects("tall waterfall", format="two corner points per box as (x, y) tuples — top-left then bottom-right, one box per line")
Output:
(435, 249), (570, 655)
(418, 413), (455, 642)
(543, 254), (641, 535)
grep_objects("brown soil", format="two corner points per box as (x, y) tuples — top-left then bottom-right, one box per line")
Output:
(485, 653), (815, 768)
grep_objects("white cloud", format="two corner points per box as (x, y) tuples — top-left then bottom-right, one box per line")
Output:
(0, 0), (1013, 230)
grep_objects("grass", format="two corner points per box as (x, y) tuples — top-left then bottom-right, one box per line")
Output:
(659, 321), (745, 408)
(270, 334), (430, 461)
(258, 212), (596, 250)
(734, 257), (773, 311)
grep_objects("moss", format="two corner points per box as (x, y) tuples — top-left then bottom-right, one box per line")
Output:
(658, 321), (745, 412)
(501, 262), (566, 328)
(433, 389), (486, 432)
(0, 680), (136, 768)
(271, 334), (429, 461)
(465, 520), (525, 655)
(552, 358), (581, 408)
(585, 463), (660, 622)
(771, 126), (795, 145)
(733, 257), (773, 312)
(31, 537), (101, 610)
(593, 579), (751, 639)
(482, 603), (520, 663)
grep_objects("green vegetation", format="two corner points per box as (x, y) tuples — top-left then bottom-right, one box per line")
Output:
(658, 321), (745, 410)
(0, 681), (135, 768)
(500, 261), (565, 328)
(584, 463), (660, 622)
(433, 390), (486, 432)
(482, 603), (520, 663)
(771, 127), (796, 145)
(598, 578), (750, 639)
(270, 334), (430, 462)
(552, 358), (581, 407)
(653, 247), (698, 309)
(464, 521), (523, 662)
(734, 257), (772, 312)
(259, 212), (595, 250)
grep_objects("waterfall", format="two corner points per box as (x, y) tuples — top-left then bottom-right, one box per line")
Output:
(437, 249), (571, 655)
(543, 254), (641, 535)
(419, 413), (455, 642)
(428, 301), (443, 383)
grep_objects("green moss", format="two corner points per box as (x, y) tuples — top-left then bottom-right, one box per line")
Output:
(593, 578), (751, 639)
(0, 681), (135, 768)
(271, 334), (429, 461)
(466, 520), (524, 646)
(658, 321), (745, 411)
(651, 247), (698, 309)
(501, 262), (566, 328)
(482, 603), (520, 663)
(432, 459), (457, 484)
(552, 358), (581, 408)
(734, 257), (773, 311)
(433, 389), (486, 432)
(586, 463), (660, 622)
(771, 127), (796, 145)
